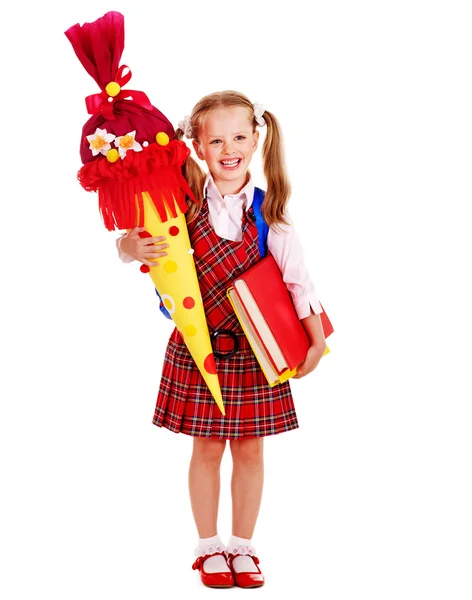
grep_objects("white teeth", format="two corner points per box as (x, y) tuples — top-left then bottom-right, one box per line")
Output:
(221, 159), (240, 165)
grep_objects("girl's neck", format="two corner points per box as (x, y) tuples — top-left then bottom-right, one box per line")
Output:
(212, 172), (249, 197)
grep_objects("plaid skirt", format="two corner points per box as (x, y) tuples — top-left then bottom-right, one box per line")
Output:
(152, 327), (298, 439)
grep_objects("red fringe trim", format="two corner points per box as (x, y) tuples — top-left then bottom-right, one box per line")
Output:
(78, 140), (196, 230)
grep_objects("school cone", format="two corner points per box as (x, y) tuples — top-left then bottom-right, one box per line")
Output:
(140, 192), (225, 415)
(65, 10), (225, 415)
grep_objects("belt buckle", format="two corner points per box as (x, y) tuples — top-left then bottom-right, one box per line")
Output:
(211, 329), (239, 359)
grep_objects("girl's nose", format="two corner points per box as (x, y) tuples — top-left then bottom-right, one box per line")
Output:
(223, 141), (234, 154)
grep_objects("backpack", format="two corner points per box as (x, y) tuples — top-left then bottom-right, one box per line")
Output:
(156, 187), (268, 319)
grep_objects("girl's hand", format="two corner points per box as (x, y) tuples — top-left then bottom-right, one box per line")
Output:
(120, 227), (169, 267)
(292, 343), (326, 379)
(292, 311), (327, 379)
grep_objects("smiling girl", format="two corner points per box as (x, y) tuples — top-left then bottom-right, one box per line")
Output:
(118, 90), (327, 588)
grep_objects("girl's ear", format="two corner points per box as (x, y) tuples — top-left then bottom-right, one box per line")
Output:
(253, 130), (260, 152)
(192, 139), (204, 161)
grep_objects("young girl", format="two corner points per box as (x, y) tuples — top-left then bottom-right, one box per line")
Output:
(118, 91), (327, 588)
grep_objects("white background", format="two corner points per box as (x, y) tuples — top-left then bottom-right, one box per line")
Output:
(1, 1), (471, 598)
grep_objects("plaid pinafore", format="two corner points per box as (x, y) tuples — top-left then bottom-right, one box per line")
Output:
(152, 198), (299, 439)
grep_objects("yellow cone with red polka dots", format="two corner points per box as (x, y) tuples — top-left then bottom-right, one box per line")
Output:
(141, 192), (225, 416)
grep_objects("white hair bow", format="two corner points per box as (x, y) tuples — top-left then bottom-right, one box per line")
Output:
(178, 115), (193, 139)
(253, 103), (266, 127)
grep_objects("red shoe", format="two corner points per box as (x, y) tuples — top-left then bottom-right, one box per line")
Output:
(227, 553), (265, 588)
(192, 552), (235, 588)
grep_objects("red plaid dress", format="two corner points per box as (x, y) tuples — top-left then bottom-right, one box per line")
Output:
(152, 199), (298, 439)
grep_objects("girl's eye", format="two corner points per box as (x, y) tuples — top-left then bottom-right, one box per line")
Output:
(236, 135), (246, 141)
(210, 139), (221, 144)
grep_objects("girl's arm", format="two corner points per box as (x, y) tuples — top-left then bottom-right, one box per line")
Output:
(116, 234), (135, 263)
(267, 214), (322, 319)
(292, 309), (326, 379)
(267, 215), (327, 378)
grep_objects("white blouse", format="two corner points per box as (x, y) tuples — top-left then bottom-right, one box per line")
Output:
(117, 173), (322, 319)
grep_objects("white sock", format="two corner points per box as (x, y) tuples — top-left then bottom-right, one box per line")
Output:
(227, 535), (259, 573)
(197, 535), (230, 573)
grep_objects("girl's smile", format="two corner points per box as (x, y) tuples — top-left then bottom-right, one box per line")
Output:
(220, 158), (242, 170)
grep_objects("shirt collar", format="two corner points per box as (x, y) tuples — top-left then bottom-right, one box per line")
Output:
(203, 173), (255, 211)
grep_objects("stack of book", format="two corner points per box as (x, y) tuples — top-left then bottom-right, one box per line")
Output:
(227, 255), (333, 387)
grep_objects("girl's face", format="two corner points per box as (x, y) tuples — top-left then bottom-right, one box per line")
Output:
(193, 106), (259, 194)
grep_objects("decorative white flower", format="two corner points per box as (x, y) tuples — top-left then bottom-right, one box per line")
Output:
(86, 128), (116, 156)
(114, 130), (143, 158)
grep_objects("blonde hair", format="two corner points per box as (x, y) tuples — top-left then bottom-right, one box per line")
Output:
(176, 90), (291, 226)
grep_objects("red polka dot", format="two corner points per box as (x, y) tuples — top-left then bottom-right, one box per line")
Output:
(138, 230), (152, 238)
(204, 353), (217, 375)
(169, 226), (180, 236)
(183, 296), (195, 309)
(140, 264), (150, 273)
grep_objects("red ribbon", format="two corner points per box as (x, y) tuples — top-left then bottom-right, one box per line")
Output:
(85, 65), (153, 120)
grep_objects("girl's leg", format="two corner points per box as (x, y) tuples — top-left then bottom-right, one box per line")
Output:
(228, 437), (265, 578)
(188, 437), (227, 537)
(229, 437), (264, 538)
(189, 438), (231, 578)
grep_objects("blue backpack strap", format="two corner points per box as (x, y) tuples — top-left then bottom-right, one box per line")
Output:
(252, 187), (269, 258)
(155, 287), (172, 319)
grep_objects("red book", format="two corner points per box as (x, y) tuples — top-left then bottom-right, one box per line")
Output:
(227, 255), (333, 386)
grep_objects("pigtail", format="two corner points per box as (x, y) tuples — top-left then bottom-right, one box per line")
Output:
(260, 111), (291, 227)
(175, 127), (205, 223)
